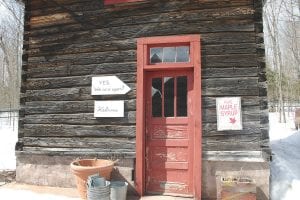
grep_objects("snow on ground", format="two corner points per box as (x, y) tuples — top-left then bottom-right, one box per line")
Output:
(270, 112), (300, 200)
(0, 112), (18, 170)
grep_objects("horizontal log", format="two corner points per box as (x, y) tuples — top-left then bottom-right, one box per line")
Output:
(202, 67), (258, 78)
(27, 50), (136, 68)
(29, 0), (90, 11)
(27, 32), (255, 51)
(28, 19), (254, 47)
(203, 151), (267, 162)
(26, 73), (136, 90)
(202, 77), (259, 96)
(29, 0), (252, 17)
(29, 5), (254, 30)
(203, 43), (256, 55)
(20, 135), (260, 151)
(24, 99), (136, 114)
(202, 134), (261, 151)
(23, 111), (136, 125)
(202, 121), (261, 136)
(23, 124), (136, 137)
(18, 148), (136, 157)
(25, 85), (136, 101)
(204, 54), (258, 67)
(26, 39), (137, 57)
(21, 137), (136, 149)
(22, 122), (261, 138)
(26, 62), (136, 78)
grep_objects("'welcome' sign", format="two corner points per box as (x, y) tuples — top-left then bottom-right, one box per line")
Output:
(94, 101), (124, 117)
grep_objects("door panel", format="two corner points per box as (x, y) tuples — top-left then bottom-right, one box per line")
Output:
(145, 71), (193, 196)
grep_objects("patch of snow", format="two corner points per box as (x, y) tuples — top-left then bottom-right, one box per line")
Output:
(269, 112), (300, 200)
(0, 188), (80, 200)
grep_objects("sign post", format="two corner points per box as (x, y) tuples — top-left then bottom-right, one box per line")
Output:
(216, 97), (242, 131)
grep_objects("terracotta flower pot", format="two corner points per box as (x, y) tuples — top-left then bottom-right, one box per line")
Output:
(70, 159), (115, 200)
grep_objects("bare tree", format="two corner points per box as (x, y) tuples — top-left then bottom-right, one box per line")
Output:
(0, 0), (24, 111)
(264, 0), (300, 122)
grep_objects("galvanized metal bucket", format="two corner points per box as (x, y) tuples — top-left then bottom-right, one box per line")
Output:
(110, 181), (128, 200)
(87, 174), (110, 200)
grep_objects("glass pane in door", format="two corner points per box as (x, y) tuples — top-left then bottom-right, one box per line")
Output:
(164, 77), (174, 117)
(152, 78), (162, 117)
(177, 76), (187, 116)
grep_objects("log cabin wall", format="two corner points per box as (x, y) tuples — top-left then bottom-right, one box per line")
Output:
(18, 0), (269, 198)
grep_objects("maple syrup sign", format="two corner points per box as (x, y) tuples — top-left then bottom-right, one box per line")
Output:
(216, 97), (243, 131)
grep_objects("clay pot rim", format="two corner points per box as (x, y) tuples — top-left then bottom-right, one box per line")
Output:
(70, 159), (114, 171)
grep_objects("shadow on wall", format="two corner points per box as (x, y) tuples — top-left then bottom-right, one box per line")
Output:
(111, 166), (139, 199)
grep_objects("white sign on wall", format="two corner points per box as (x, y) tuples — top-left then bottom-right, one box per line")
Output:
(216, 97), (243, 131)
(91, 76), (131, 95)
(94, 101), (124, 118)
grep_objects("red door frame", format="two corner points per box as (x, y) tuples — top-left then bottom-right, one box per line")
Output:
(136, 35), (202, 199)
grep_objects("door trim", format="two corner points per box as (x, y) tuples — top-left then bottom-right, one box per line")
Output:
(136, 35), (202, 199)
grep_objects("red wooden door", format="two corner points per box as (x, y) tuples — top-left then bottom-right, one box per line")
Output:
(145, 70), (194, 196)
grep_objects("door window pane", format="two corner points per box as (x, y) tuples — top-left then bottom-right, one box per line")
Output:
(150, 48), (163, 64)
(152, 78), (162, 117)
(164, 77), (174, 117)
(177, 76), (187, 116)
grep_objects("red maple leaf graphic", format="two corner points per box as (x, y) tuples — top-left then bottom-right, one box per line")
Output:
(229, 117), (236, 124)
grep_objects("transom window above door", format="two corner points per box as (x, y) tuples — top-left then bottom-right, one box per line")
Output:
(150, 46), (190, 64)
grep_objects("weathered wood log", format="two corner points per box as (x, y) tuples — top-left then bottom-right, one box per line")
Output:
(28, 20), (254, 47)
(21, 137), (136, 149)
(24, 112), (136, 125)
(25, 85), (136, 101)
(202, 121), (261, 136)
(29, 5), (254, 29)
(26, 73), (136, 90)
(29, 0), (253, 21)
(24, 99), (136, 114)
(202, 77), (259, 96)
(202, 67), (258, 78)
(18, 147), (136, 157)
(23, 124), (136, 137)
(27, 50), (137, 68)
(26, 39), (137, 57)
(26, 32), (255, 51)
(26, 62), (136, 78)
(202, 151), (267, 162)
